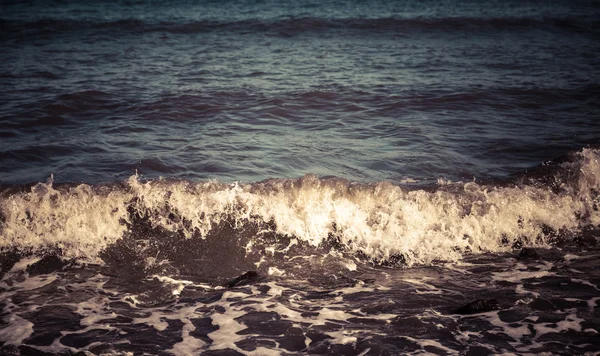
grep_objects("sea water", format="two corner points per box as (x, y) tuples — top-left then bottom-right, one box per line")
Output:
(1, 0), (599, 354)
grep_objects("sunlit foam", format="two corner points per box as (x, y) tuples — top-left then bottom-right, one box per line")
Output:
(0, 149), (598, 266)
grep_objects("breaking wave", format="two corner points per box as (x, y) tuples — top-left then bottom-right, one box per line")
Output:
(1, 148), (599, 268)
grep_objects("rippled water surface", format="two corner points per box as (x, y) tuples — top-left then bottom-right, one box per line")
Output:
(1, 0), (599, 184)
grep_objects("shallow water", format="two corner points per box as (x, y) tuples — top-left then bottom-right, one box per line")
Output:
(1, 247), (599, 355)
(1, 0), (599, 354)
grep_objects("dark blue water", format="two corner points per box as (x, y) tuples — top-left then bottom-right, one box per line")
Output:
(1, 1), (600, 355)
(1, 0), (599, 184)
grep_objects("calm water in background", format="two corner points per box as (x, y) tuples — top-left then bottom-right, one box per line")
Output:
(1, 0), (599, 184)
(1, 1), (600, 355)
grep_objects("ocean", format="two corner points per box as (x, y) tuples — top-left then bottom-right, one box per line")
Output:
(1, 0), (599, 355)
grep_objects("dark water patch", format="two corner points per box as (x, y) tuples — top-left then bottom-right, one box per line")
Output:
(0, 251), (21, 280)
(534, 331), (600, 354)
(60, 328), (122, 349)
(26, 254), (71, 276)
(0, 144), (77, 162)
(0, 345), (66, 356)
(236, 311), (293, 336)
(56, 90), (117, 105)
(135, 157), (187, 175)
(226, 271), (262, 288)
(518, 248), (540, 260)
(528, 297), (558, 311)
(23, 306), (82, 346)
(0, 71), (62, 80)
(455, 299), (501, 315)
(3, 16), (597, 39)
(0, 115), (73, 130)
(498, 308), (532, 323)
(95, 321), (185, 355)
(202, 350), (245, 356)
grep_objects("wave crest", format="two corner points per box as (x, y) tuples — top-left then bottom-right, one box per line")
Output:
(1, 148), (599, 266)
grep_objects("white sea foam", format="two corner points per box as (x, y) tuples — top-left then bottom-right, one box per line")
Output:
(267, 266), (286, 276)
(0, 183), (130, 258)
(0, 149), (598, 266)
(167, 309), (206, 356)
(8, 256), (42, 272)
(0, 314), (33, 345)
